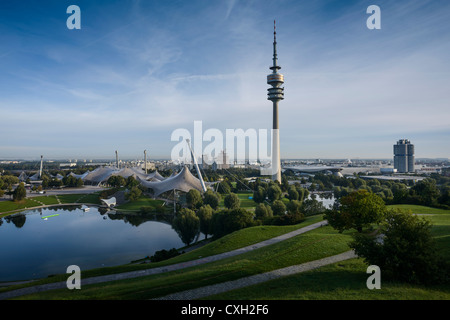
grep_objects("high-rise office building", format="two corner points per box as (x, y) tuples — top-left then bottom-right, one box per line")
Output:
(394, 139), (415, 173)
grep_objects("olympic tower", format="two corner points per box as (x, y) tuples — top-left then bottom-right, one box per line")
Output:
(267, 21), (284, 182)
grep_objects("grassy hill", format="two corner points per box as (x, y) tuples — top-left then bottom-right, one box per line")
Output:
(1, 198), (449, 300)
(2, 204), (449, 300)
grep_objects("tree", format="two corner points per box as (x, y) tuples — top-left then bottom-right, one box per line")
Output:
(281, 175), (289, 192)
(286, 199), (302, 215)
(186, 189), (203, 209)
(288, 186), (299, 201)
(211, 208), (254, 238)
(76, 178), (84, 188)
(411, 179), (440, 206)
(301, 198), (326, 216)
(224, 193), (240, 209)
(125, 186), (142, 202)
(107, 175), (125, 188)
(267, 185), (282, 202)
(350, 209), (449, 285)
(172, 208), (200, 246)
(218, 180), (231, 194)
(253, 186), (266, 204)
(125, 176), (140, 189)
(197, 205), (214, 239)
(13, 182), (27, 202)
(203, 189), (220, 210)
(254, 203), (273, 220)
(325, 189), (386, 233)
(271, 199), (286, 215)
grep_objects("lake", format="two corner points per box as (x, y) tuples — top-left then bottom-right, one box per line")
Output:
(0, 206), (185, 282)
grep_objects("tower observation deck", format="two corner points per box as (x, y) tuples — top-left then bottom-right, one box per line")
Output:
(267, 20), (284, 182)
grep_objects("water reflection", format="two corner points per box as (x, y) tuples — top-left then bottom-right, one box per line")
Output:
(2, 214), (27, 228)
(0, 206), (185, 282)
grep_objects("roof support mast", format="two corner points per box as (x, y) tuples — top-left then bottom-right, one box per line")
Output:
(39, 155), (43, 179)
(186, 139), (207, 192)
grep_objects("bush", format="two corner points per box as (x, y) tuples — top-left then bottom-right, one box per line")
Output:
(265, 212), (305, 226)
(150, 248), (180, 263)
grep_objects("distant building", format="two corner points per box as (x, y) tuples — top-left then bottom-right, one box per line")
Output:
(393, 139), (415, 173)
(216, 150), (229, 170)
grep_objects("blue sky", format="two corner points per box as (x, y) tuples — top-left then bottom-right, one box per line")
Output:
(0, 0), (449, 160)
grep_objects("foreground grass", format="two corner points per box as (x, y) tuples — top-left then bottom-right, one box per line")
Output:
(3, 203), (448, 300)
(115, 196), (165, 211)
(388, 204), (450, 215)
(206, 206), (450, 300)
(205, 258), (450, 300)
(13, 223), (353, 299)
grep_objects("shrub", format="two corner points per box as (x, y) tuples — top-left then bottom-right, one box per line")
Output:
(150, 248), (180, 263)
(265, 212), (305, 226)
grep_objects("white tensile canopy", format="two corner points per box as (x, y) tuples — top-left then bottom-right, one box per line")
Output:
(82, 166), (166, 185)
(100, 197), (116, 208)
(138, 165), (206, 197)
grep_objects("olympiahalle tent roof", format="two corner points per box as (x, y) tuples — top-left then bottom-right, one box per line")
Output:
(82, 166), (166, 185)
(138, 165), (207, 197)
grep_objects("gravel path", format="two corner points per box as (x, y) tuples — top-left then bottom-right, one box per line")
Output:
(0, 220), (334, 300)
(154, 250), (357, 300)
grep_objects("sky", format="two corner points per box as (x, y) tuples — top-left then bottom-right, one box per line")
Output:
(0, 0), (449, 161)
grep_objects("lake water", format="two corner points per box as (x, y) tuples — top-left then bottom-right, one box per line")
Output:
(0, 206), (185, 282)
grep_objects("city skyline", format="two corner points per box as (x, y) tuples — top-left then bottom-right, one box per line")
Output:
(1, 0), (449, 160)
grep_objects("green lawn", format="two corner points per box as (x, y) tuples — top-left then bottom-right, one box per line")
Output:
(11, 222), (354, 300)
(388, 204), (450, 215)
(205, 258), (450, 300)
(115, 196), (165, 211)
(0, 199), (38, 213)
(206, 206), (450, 300)
(0, 192), (102, 216)
(31, 195), (60, 205)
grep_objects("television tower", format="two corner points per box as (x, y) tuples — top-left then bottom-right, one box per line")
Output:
(267, 20), (284, 182)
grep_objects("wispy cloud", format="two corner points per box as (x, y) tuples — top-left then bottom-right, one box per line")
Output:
(0, 0), (449, 159)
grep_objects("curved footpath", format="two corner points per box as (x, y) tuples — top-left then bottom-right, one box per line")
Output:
(0, 220), (356, 300)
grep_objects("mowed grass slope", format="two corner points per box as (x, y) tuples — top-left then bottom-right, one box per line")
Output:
(206, 205), (450, 300)
(12, 222), (354, 299)
(3, 204), (449, 300)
